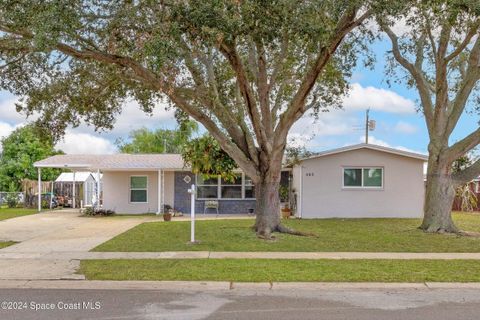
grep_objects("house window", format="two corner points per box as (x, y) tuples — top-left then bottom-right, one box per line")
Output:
(196, 173), (256, 200)
(343, 167), (383, 188)
(475, 181), (480, 193)
(244, 175), (255, 199)
(130, 176), (148, 203)
(196, 175), (219, 199)
(221, 173), (242, 199)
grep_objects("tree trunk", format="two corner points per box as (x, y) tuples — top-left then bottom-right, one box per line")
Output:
(254, 177), (281, 238)
(420, 159), (458, 233)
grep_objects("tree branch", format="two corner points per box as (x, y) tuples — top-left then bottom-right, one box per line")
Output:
(382, 23), (435, 133)
(453, 158), (480, 186)
(447, 127), (480, 162)
(275, 7), (373, 143)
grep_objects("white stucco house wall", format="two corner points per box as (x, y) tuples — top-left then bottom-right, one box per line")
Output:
(292, 144), (428, 218)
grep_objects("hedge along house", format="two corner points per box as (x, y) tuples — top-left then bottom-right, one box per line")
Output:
(291, 144), (428, 219)
(34, 154), (291, 214)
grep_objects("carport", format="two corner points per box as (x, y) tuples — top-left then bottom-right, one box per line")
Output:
(34, 156), (102, 212)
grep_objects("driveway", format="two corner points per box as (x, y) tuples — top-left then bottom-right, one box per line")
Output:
(0, 210), (154, 280)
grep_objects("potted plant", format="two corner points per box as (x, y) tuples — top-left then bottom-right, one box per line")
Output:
(163, 205), (173, 221)
(281, 204), (291, 219)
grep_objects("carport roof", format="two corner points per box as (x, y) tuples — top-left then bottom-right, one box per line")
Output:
(34, 154), (186, 170)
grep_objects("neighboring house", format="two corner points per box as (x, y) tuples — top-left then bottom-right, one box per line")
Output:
(54, 172), (99, 207)
(291, 144), (428, 218)
(34, 143), (428, 217)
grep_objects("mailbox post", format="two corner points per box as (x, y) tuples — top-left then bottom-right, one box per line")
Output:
(188, 184), (196, 243)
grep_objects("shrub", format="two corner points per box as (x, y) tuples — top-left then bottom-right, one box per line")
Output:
(84, 207), (95, 216)
(41, 199), (50, 209)
(83, 207), (115, 217)
(6, 194), (18, 208)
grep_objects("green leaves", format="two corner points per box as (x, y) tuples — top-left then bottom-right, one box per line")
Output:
(0, 125), (63, 190)
(182, 135), (237, 182)
(115, 120), (198, 154)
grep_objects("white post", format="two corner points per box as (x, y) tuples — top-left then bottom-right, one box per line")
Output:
(96, 169), (101, 210)
(157, 170), (162, 215)
(72, 171), (76, 209)
(50, 180), (54, 210)
(188, 184), (196, 243)
(37, 168), (42, 212)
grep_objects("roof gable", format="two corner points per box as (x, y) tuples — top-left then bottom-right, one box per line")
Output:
(299, 144), (428, 162)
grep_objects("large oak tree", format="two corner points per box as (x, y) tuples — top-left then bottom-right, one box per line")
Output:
(0, 0), (373, 237)
(379, 1), (480, 233)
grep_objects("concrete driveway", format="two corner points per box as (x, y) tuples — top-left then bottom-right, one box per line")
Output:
(0, 210), (155, 280)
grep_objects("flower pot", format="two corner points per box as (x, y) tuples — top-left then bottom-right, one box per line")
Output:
(281, 209), (291, 219)
(163, 213), (172, 221)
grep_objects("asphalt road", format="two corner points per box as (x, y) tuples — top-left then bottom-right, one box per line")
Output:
(0, 287), (480, 320)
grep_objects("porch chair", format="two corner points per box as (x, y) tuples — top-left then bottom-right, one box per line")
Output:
(204, 200), (219, 217)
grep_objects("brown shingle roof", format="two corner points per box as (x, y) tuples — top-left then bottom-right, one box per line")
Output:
(34, 154), (186, 170)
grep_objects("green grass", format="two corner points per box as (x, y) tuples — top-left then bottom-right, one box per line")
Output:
(0, 241), (16, 249)
(0, 207), (37, 221)
(93, 212), (480, 253)
(80, 259), (480, 282)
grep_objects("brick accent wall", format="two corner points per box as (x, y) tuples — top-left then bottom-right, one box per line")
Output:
(173, 171), (256, 214)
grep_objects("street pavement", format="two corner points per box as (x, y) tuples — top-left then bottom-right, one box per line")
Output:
(0, 285), (480, 320)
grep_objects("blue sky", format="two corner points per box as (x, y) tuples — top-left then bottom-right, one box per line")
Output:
(0, 37), (477, 155)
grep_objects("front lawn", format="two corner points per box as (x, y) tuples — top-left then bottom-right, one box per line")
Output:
(80, 259), (480, 282)
(0, 207), (37, 221)
(93, 212), (480, 253)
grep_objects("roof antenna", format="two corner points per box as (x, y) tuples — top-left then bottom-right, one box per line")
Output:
(365, 108), (375, 144)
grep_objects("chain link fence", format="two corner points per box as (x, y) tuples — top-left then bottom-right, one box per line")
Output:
(0, 192), (26, 207)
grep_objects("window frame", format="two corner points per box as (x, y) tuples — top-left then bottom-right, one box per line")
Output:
(342, 167), (384, 189)
(220, 173), (243, 200)
(196, 173), (256, 200)
(129, 175), (148, 204)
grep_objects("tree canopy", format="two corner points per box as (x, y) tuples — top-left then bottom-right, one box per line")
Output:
(116, 120), (198, 154)
(0, 125), (63, 190)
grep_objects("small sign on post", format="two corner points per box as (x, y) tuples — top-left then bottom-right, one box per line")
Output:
(187, 184), (198, 244)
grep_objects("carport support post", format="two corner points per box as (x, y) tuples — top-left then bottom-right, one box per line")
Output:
(72, 171), (76, 209)
(37, 167), (41, 212)
(156, 169), (162, 215)
(96, 169), (101, 210)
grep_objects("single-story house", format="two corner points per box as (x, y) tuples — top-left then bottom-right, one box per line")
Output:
(34, 154), (269, 215)
(291, 143), (428, 218)
(34, 143), (428, 218)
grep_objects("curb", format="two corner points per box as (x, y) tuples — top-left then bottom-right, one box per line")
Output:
(1, 280), (480, 290)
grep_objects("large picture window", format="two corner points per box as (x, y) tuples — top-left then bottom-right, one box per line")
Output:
(343, 167), (383, 188)
(130, 176), (148, 203)
(196, 173), (256, 200)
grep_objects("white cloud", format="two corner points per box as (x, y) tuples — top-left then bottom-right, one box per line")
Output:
(0, 122), (16, 152)
(358, 135), (426, 155)
(0, 97), (32, 124)
(393, 121), (418, 134)
(343, 83), (416, 113)
(56, 131), (116, 154)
